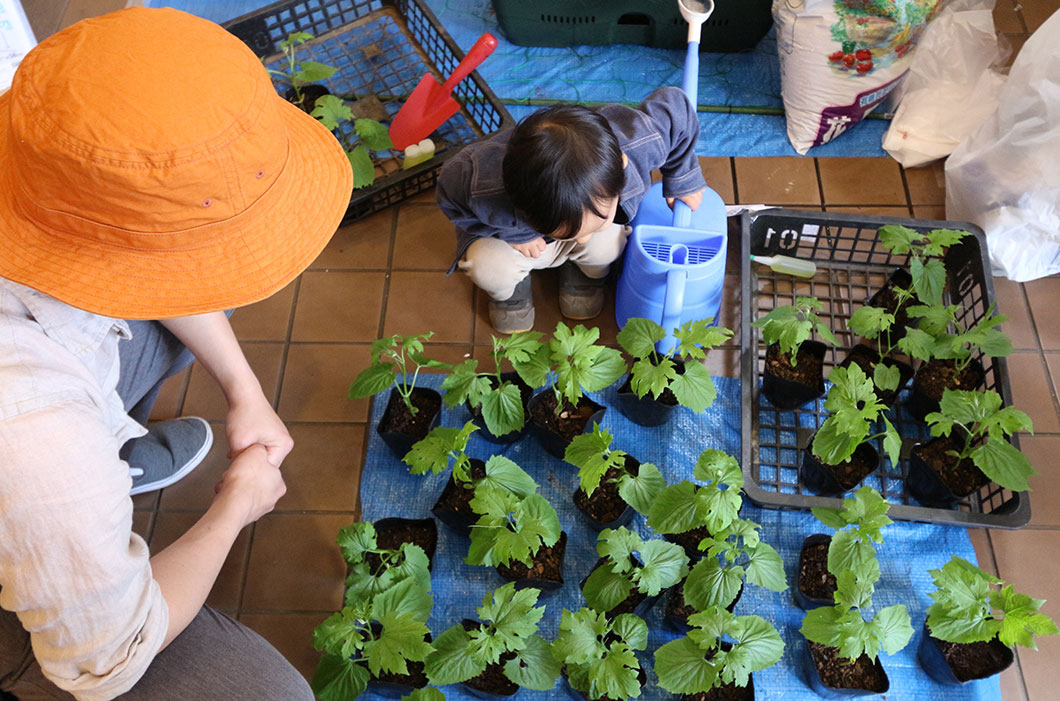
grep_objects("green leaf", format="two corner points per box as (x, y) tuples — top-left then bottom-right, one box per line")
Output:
(972, 438), (1035, 492)
(629, 356), (677, 399)
(424, 625), (485, 686)
(993, 585), (1060, 650)
(296, 60), (338, 85)
(617, 462), (666, 516)
(693, 448), (745, 492)
(633, 538), (690, 596)
(283, 31), (315, 47)
(478, 583), (545, 650)
(511, 343), (551, 389)
(364, 612), (433, 676)
(881, 415), (903, 472)
(914, 258), (947, 306)
(896, 328), (937, 361)
(676, 319), (733, 358)
(617, 317), (665, 359)
(373, 577), (433, 622)
(646, 481), (704, 534)
(589, 642), (643, 700)
(504, 634), (560, 690)
(467, 491), (560, 567)
(480, 381), (525, 436)
(355, 118), (394, 151)
(348, 146), (375, 189)
(744, 542), (788, 593)
(349, 362), (395, 399)
(718, 614), (786, 686)
(670, 361), (718, 413)
(849, 306), (893, 340)
(480, 455), (538, 497)
(654, 636), (719, 694)
(877, 225), (920, 255)
(810, 507), (847, 530)
(612, 614), (649, 651)
(553, 608), (609, 665)
(402, 688), (445, 701)
(871, 604), (914, 657)
(583, 562), (634, 613)
(402, 423), (476, 476)
(313, 606), (365, 659)
(597, 527), (642, 571)
(311, 652), (370, 701)
(828, 530), (880, 585)
(441, 359), (485, 407)
(683, 558), (743, 611)
(800, 605), (846, 650)
(927, 556), (1000, 644)
(498, 330), (546, 366)
(564, 425), (617, 494)
(310, 93), (353, 131)
(336, 521), (377, 564)
(873, 362), (901, 393)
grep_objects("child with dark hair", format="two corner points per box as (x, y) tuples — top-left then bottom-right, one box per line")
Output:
(437, 86), (706, 333)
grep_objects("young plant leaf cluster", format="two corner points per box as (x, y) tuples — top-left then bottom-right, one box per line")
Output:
(563, 424), (665, 513)
(812, 364), (901, 469)
(800, 487), (914, 664)
(877, 226), (968, 307)
(616, 317), (733, 412)
(682, 516), (787, 612)
(268, 32), (337, 105)
(646, 448), (744, 536)
(466, 478), (561, 569)
(424, 584), (560, 690)
(582, 526), (689, 614)
(349, 333), (444, 415)
(750, 296), (837, 365)
(847, 301), (935, 393)
(311, 522), (434, 700)
(907, 302), (1012, 374)
(552, 608), (649, 700)
(925, 388), (1036, 492)
(544, 322), (626, 415)
(402, 420), (479, 479)
(442, 331), (548, 437)
(655, 606), (784, 694)
(926, 556), (1058, 650)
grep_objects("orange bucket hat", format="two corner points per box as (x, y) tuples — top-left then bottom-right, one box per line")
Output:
(0, 7), (353, 319)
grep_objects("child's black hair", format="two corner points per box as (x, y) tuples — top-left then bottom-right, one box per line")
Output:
(502, 104), (624, 239)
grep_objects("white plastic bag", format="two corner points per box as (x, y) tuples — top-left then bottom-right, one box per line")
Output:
(945, 9), (1060, 282)
(882, 0), (1006, 167)
(773, 0), (943, 154)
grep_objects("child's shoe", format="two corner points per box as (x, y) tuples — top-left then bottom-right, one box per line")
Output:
(559, 262), (606, 320)
(489, 276), (534, 333)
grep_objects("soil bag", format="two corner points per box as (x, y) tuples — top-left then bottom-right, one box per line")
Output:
(882, 0), (1005, 167)
(773, 0), (943, 154)
(945, 8), (1060, 282)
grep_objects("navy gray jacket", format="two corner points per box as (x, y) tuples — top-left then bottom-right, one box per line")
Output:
(436, 86), (706, 273)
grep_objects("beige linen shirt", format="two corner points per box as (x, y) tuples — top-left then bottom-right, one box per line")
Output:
(0, 278), (168, 700)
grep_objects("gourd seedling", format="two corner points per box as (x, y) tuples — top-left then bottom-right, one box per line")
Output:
(847, 302), (936, 393)
(646, 448), (744, 536)
(465, 486), (561, 570)
(811, 486), (893, 588)
(563, 423), (666, 514)
(582, 526), (689, 614)
(811, 364), (901, 470)
(403, 423), (538, 495)
(750, 296), (836, 366)
(877, 226), (968, 307)
(544, 322), (626, 416)
(907, 302), (1012, 376)
(616, 317), (733, 412)
(348, 333), (445, 416)
(551, 608), (649, 700)
(682, 515), (787, 612)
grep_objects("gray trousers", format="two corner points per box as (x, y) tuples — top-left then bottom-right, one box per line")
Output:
(0, 320), (313, 700)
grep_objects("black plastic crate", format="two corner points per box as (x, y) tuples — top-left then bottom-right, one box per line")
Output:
(491, 0), (774, 52)
(224, 0), (513, 223)
(739, 209), (1029, 529)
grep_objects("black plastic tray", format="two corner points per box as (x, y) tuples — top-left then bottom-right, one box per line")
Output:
(224, 0), (513, 223)
(739, 209), (1029, 529)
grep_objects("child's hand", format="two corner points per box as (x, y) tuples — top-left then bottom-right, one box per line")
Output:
(667, 189), (704, 212)
(510, 237), (547, 258)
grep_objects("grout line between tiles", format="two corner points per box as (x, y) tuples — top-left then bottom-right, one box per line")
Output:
(1018, 283), (1045, 350)
(1009, 648), (1030, 701)
(812, 157), (824, 206)
(729, 157), (739, 204)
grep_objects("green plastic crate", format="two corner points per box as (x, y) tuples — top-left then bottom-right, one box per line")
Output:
(490, 0), (773, 52)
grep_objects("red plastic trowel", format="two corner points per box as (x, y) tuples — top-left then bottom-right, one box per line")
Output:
(388, 33), (498, 150)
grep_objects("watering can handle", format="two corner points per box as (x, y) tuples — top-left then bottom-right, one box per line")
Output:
(672, 199), (693, 228)
(662, 268), (686, 344)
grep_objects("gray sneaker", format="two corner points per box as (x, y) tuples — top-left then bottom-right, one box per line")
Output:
(121, 416), (213, 495)
(488, 276), (535, 334)
(559, 262), (607, 320)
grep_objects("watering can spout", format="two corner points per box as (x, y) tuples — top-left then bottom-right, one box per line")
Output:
(660, 268), (687, 353)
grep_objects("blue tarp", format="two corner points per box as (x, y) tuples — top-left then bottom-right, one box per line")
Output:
(145, 0), (890, 157)
(357, 374), (1001, 700)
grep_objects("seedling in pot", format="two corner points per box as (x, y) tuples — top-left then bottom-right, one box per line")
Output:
(798, 486), (893, 609)
(551, 608), (649, 700)
(466, 483), (564, 587)
(267, 32), (337, 109)
(751, 297), (836, 409)
(424, 583), (560, 693)
(655, 605), (784, 697)
(920, 556), (1057, 684)
(616, 317), (733, 413)
(564, 424), (666, 528)
(311, 573), (434, 700)
(918, 388), (1035, 494)
(806, 364), (901, 493)
(442, 331), (548, 439)
(582, 526), (689, 616)
(646, 448), (744, 556)
(403, 420), (479, 479)
(350, 333), (446, 415)
(800, 567), (913, 695)
(845, 300), (935, 401)
(877, 225), (968, 307)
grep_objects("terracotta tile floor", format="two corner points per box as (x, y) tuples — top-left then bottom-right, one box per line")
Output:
(23, 0), (1060, 698)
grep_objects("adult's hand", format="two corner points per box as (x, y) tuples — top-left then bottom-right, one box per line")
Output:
(666, 189), (704, 212)
(213, 444), (287, 528)
(226, 393), (294, 468)
(509, 237), (547, 258)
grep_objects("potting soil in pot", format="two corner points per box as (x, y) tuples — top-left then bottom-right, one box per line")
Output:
(359, 374), (1001, 700)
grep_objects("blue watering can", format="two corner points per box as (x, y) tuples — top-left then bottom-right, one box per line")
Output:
(615, 0), (728, 353)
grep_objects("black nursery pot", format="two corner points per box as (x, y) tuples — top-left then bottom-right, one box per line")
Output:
(572, 455), (640, 531)
(801, 440), (879, 496)
(431, 458), (485, 536)
(468, 372), (533, 444)
(496, 531), (567, 591)
(760, 341), (828, 410)
(917, 622), (1014, 685)
(664, 580), (744, 634)
(907, 436), (990, 508)
(377, 386), (442, 459)
(907, 357), (986, 422)
(795, 534), (836, 610)
(804, 641), (889, 698)
(615, 359), (684, 427)
(372, 517), (438, 571)
(838, 344), (914, 407)
(459, 620), (520, 698)
(526, 391), (606, 459)
(284, 84), (331, 113)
